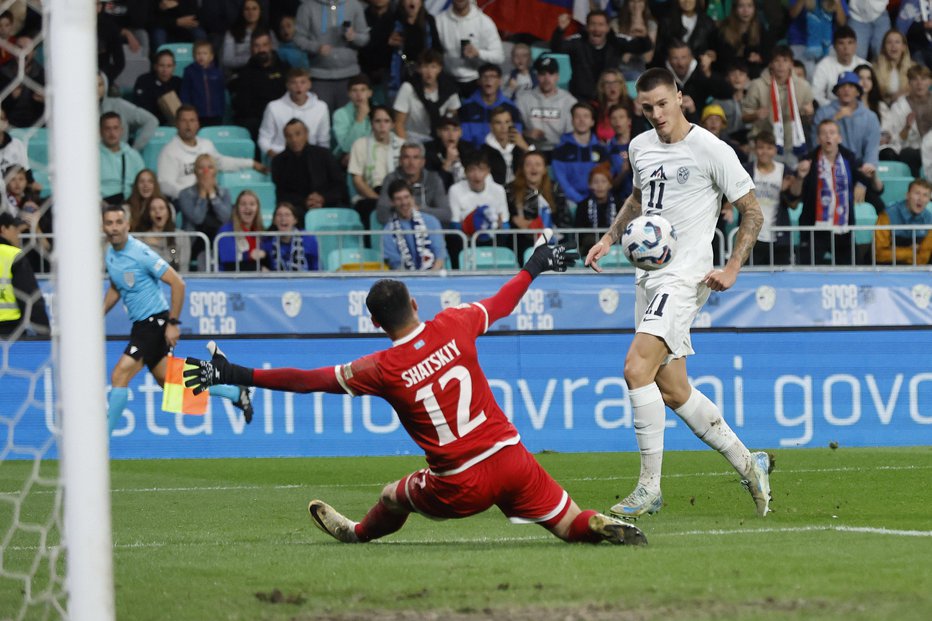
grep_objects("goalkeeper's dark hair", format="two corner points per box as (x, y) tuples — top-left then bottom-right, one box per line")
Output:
(366, 279), (413, 331)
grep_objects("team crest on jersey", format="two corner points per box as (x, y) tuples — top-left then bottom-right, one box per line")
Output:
(677, 166), (690, 184)
(649, 165), (667, 180)
(123, 272), (134, 287)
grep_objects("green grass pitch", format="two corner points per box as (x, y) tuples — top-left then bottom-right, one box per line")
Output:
(2, 447), (931, 620)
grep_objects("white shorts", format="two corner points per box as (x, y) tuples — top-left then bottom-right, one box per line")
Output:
(634, 277), (710, 364)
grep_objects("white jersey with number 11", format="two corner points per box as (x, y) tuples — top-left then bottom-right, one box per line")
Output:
(629, 124), (755, 281)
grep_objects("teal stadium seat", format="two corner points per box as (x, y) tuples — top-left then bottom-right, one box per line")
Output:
(142, 126), (176, 170)
(880, 176), (914, 207)
(596, 245), (632, 268)
(305, 208), (364, 259)
(326, 247), (386, 271)
(220, 170), (276, 227)
(158, 43), (193, 77)
(876, 160), (911, 179)
(199, 125), (252, 142)
(9, 127), (49, 168)
(854, 202), (877, 245)
(627, 80), (638, 99)
(459, 246), (518, 270)
(788, 202), (803, 248)
(211, 136), (256, 159)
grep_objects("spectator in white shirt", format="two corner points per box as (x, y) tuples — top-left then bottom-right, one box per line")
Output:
(258, 68), (331, 158)
(435, 0), (504, 96)
(811, 26), (869, 107)
(393, 49), (460, 144)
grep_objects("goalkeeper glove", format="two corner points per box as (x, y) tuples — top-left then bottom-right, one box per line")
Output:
(184, 341), (254, 395)
(523, 239), (580, 279)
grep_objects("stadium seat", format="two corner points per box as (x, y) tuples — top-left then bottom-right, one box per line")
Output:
(597, 245), (632, 268)
(305, 208), (365, 258)
(326, 247), (386, 271)
(788, 202), (802, 248)
(220, 170), (276, 226)
(199, 125), (252, 142)
(158, 43), (193, 77)
(627, 80), (638, 99)
(9, 127), (49, 168)
(876, 160), (911, 179)
(854, 202), (877, 245)
(211, 137), (256, 159)
(459, 246), (518, 270)
(880, 176), (914, 207)
(141, 126), (176, 170)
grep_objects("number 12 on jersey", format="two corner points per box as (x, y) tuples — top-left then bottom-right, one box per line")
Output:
(415, 365), (487, 446)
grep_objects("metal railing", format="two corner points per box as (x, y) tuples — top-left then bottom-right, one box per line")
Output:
(726, 224), (932, 269)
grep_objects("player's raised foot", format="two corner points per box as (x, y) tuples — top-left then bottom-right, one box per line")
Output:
(307, 500), (360, 543)
(741, 451), (775, 517)
(588, 513), (648, 546)
(233, 386), (253, 424)
(609, 485), (663, 520)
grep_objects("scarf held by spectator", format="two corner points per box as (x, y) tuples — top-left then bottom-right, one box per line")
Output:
(391, 209), (435, 270)
(816, 149), (852, 227)
(771, 77), (806, 156)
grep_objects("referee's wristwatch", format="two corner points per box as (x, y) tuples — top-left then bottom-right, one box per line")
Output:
(167, 318), (182, 326)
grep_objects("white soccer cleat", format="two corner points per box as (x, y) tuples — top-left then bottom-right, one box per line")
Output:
(609, 485), (664, 520)
(588, 512), (648, 546)
(307, 500), (360, 543)
(741, 451), (775, 517)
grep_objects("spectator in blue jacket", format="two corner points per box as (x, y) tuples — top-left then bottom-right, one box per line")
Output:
(262, 201), (319, 271)
(550, 102), (611, 205)
(181, 40), (226, 127)
(458, 64), (522, 147)
(382, 178), (446, 271)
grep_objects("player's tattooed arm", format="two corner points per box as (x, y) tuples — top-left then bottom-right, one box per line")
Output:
(729, 190), (764, 268)
(702, 190), (763, 292)
(585, 187), (642, 272)
(606, 186), (643, 245)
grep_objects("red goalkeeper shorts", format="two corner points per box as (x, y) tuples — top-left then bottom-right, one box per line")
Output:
(395, 442), (571, 527)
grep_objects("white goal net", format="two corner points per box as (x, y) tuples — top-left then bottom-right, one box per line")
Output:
(1, 1), (113, 619)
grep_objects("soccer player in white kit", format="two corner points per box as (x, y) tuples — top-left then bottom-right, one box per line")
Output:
(585, 68), (774, 519)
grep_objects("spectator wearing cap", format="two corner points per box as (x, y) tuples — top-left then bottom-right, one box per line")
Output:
(812, 71), (881, 174)
(425, 114), (476, 190)
(515, 56), (577, 153)
(701, 104), (747, 164)
(0, 211), (49, 337)
(458, 63), (523, 148)
(435, 0), (505, 98)
(811, 26), (869, 108)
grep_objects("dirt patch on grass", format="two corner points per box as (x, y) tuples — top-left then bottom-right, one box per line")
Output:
(298, 597), (838, 621)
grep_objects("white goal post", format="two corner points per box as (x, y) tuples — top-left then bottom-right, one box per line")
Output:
(49, 0), (114, 619)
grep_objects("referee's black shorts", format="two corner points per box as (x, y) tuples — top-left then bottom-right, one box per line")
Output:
(124, 311), (171, 370)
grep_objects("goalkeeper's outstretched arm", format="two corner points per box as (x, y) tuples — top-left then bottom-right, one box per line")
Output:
(184, 342), (345, 395)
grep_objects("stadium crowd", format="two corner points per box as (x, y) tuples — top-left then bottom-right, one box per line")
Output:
(2, 0), (932, 273)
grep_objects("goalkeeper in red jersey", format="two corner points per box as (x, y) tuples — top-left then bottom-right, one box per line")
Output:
(184, 238), (647, 546)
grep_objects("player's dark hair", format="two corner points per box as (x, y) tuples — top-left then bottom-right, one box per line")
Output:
(636, 67), (676, 93)
(366, 279), (413, 331)
(101, 203), (127, 219)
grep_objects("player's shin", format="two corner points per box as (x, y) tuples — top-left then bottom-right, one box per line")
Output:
(356, 500), (409, 542)
(675, 387), (752, 477)
(566, 509), (601, 543)
(630, 383), (665, 491)
(107, 387), (129, 433)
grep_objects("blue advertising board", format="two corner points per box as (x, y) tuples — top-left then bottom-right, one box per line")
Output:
(40, 272), (931, 336)
(4, 331), (930, 460)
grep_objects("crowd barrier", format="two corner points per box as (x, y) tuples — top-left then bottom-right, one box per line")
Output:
(5, 330), (930, 460)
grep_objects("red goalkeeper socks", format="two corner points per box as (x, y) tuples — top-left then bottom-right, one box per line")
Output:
(354, 501), (409, 542)
(566, 509), (602, 543)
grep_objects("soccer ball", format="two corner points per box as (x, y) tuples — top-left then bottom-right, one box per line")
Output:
(621, 215), (677, 270)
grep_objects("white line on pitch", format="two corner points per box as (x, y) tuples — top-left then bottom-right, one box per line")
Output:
(7, 524), (931, 553)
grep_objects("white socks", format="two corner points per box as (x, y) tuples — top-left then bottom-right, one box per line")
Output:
(629, 383), (665, 492)
(675, 387), (752, 478)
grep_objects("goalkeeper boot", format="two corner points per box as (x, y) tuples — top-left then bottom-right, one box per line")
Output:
(588, 512), (648, 546)
(741, 451), (775, 517)
(233, 386), (254, 424)
(609, 485), (663, 521)
(308, 500), (360, 543)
